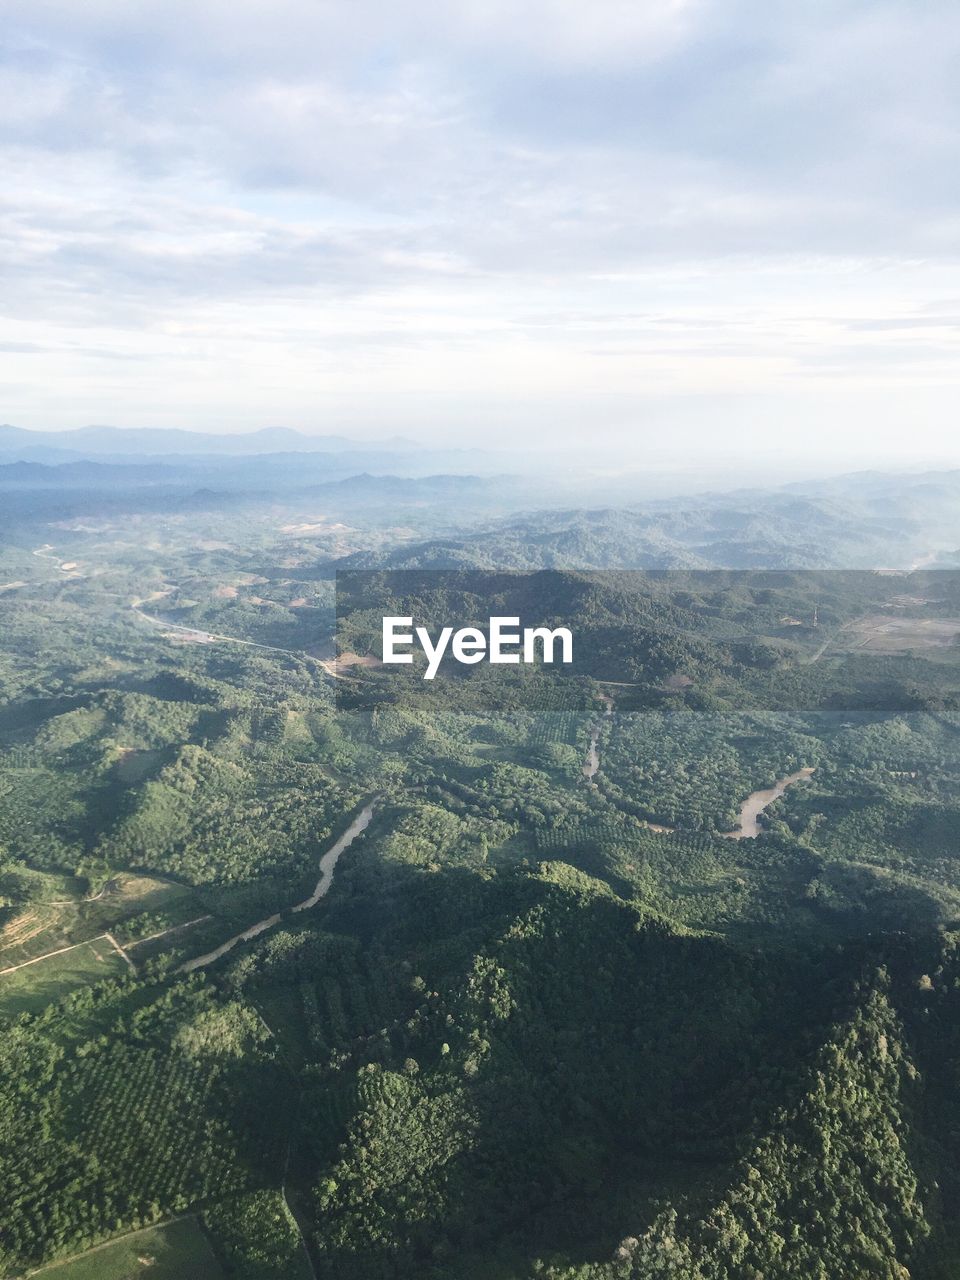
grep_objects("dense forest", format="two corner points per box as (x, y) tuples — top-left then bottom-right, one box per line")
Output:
(4, 470), (960, 1277)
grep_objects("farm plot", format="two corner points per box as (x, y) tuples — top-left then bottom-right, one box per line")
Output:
(0, 902), (74, 971)
(841, 614), (960, 654)
(31, 1216), (224, 1280)
(0, 936), (128, 1018)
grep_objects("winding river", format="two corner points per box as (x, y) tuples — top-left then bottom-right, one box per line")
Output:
(181, 714), (808, 972)
(180, 801), (376, 973)
(582, 699), (813, 841)
(582, 695), (614, 782)
(721, 768), (815, 839)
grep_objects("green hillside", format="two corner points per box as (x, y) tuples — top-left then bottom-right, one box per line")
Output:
(4, 484), (960, 1276)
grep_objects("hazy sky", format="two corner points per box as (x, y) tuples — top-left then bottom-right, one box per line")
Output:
(2, 0), (960, 465)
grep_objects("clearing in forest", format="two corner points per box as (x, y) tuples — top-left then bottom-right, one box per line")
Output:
(841, 614), (960, 653)
(30, 1217), (225, 1280)
(0, 936), (128, 1018)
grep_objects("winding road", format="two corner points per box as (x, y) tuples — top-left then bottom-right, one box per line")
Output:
(130, 597), (353, 681)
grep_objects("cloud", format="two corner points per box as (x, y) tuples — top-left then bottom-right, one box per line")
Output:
(1, 0), (959, 460)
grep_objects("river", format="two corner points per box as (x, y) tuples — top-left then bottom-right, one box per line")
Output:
(582, 733), (601, 780)
(721, 768), (815, 839)
(581, 698), (812, 841)
(582, 695), (614, 782)
(183, 724), (807, 974)
(290, 803), (376, 911)
(180, 801), (376, 973)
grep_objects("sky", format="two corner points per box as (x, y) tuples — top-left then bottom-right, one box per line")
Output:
(2, 0), (960, 468)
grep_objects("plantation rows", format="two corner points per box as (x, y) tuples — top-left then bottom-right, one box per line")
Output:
(0, 974), (295, 1269)
(601, 709), (820, 830)
(1, 1044), (251, 1266)
(294, 961), (429, 1069)
(75, 1045), (244, 1206)
(527, 710), (585, 748)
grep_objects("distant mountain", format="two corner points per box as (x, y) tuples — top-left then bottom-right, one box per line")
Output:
(0, 450), (529, 494)
(331, 480), (960, 570)
(786, 467), (960, 499)
(4, 448), (960, 570)
(0, 424), (420, 460)
(0, 459), (189, 486)
(0, 463), (532, 536)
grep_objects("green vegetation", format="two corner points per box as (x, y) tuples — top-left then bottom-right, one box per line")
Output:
(0, 937), (128, 1019)
(32, 1217), (224, 1280)
(204, 1192), (313, 1279)
(0, 981), (287, 1270)
(5, 478), (960, 1277)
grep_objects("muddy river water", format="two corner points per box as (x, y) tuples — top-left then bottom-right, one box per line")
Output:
(720, 767), (815, 839)
(582, 704), (813, 840)
(180, 801), (376, 973)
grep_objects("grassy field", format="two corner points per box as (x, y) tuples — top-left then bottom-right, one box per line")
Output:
(0, 936), (128, 1018)
(81, 874), (200, 937)
(0, 873), (202, 976)
(32, 1217), (225, 1280)
(0, 902), (72, 970)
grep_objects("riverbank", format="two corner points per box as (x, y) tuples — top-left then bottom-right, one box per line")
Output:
(721, 768), (815, 839)
(180, 801), (377, 973)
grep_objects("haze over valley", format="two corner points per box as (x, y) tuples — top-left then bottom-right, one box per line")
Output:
(4, 2), (960, 1277)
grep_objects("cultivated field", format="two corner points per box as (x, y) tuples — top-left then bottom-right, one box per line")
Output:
(31, 1217), (224, 1280)
(0, 936), (128, 1018)
(841, 614), (960, 653)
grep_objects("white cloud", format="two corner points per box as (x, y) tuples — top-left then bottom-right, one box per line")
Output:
(0, 0), (959, 465)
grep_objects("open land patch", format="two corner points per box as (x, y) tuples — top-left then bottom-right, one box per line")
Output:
(31, 1217), (224, 1280)
(0, 936), (128, 1018)
(842, 614), (960, 653)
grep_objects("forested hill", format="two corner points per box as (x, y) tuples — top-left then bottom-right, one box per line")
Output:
(331, 478), (960, 571)
(5, 461), (960, 1277)
(3, 447), (960, 569)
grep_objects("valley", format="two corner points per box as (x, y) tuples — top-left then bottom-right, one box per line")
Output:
(5, 0), (958, 1272)
(3, 455), (960, 1279)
